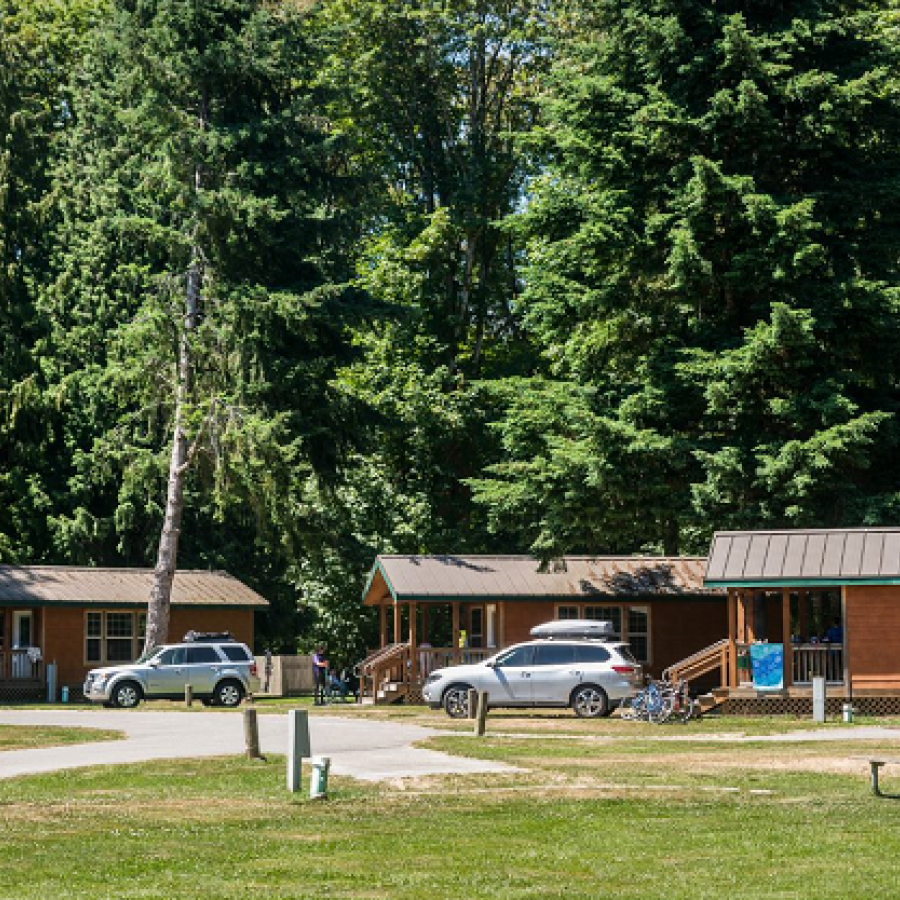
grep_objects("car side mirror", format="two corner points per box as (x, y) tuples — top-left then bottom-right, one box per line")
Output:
(148, 660), (159, 667)
(485, 660), (496, 668)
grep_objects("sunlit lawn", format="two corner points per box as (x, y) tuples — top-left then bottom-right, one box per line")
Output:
(3, 705), (900, 899)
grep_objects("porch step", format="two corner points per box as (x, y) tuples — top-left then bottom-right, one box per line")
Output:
(697, 692), (727, 713)
(375, 682), (409, 705)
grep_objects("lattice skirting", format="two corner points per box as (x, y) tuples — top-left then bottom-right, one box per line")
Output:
(0, 685), (85, 703)
(721, 696), (900, 717)
(0, 684), (46, 702)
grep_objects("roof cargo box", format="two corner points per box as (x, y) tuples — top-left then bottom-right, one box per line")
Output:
(529, 619), (615, 640)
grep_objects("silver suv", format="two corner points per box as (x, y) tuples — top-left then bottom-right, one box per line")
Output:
(83, 634), (260, 708)
(422, 620), (642, 719)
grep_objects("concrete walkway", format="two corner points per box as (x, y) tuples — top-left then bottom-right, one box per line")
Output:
(0, 709), (514, 783)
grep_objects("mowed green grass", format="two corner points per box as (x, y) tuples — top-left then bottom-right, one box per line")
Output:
(3, 716), (900, 900)
(0, 723), (124, 750)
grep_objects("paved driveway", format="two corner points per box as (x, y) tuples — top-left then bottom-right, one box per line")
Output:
(0, 709), (514, 783)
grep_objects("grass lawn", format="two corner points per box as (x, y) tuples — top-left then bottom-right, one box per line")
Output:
(3, 709), (900, 899)
(0, 723), (124, 750)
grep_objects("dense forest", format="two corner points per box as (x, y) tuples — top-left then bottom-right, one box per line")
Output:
(3, 0), (900, 660)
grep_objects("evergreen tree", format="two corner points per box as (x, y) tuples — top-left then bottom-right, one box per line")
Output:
(0, 0), (100, 562)
(42, 0), (366, 647)
(474, 0), (900, 554)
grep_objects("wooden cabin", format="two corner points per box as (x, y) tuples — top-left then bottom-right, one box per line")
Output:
(359, 555), (726, 703)
(671, 527), (900, 715)
(0, 567), (267, 700)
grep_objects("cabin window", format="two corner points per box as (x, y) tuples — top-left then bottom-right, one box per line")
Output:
(85, 611), (145, 665)
(628, 607), (650, 663)
(584, 606), (622, 637)
(554, 603), (651, 664)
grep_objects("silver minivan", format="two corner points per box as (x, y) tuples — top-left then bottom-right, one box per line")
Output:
(422, 620), (643, 718)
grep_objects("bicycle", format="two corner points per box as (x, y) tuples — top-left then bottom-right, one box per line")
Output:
(622, 677), (697, 723)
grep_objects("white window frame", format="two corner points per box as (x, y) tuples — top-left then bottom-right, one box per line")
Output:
(84, 610), (147, 666)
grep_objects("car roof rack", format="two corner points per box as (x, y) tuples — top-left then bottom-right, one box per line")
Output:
(529, 619), (616, 641)
(182, 630), (236, 643)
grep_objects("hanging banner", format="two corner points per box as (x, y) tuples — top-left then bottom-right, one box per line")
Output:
(750, 643), (784, 690)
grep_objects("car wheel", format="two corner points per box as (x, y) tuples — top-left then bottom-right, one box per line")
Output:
(442, 684), (473, 719)
(214, 680), (244, 708)
(571, 684), (608, 719)
(111, 680), (142, 709)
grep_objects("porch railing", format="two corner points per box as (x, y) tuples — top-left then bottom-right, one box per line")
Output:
(1, 649), (44, 681)
(417, 647), (491, 677)
(792, 644), (843, 684)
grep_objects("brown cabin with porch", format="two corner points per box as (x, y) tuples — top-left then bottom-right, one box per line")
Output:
(677, 527), (900, 715)
(0, 567), (267, 701)
(359, 555), (726, 704)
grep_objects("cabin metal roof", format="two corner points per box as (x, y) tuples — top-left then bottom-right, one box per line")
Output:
(364, 555), (719, 604)
(705, 528), (900, 587)
(0, 567), (269, 607)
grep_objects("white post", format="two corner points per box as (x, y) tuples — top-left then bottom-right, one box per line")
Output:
(812, 676), (826, 723)
(287, 709), (311, 793)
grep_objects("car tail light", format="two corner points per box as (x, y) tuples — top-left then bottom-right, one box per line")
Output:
(612, 665), (636, 675)
(250, 661), (258, 677)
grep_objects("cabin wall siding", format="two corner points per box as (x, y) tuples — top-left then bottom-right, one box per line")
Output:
(846, 585), (900, 689)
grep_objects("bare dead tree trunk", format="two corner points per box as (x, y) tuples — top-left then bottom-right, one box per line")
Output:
(144, 256), (201, 653)
(145, 94), (206, 651)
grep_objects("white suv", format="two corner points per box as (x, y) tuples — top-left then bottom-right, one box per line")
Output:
(422, 620), (642, 718)
(83, 634), (260, 708)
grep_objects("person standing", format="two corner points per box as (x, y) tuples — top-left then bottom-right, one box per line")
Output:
(312, 646), (329, 705)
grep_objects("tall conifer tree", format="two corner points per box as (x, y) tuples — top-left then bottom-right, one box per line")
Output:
(474, 0), (900, 554)
(43, 0), (362, 648)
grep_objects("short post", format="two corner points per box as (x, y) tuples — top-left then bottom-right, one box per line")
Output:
(474, 691), (489, 737)
(244, 706), (261, 759)
(185, 684), (193, 707)
(46, 662), (58, 704)
(467, 688), (478, 720)
(812, 676), (826, 723)
(871, 760), (885, 796)
(61, 685), (69, 704)
(287, 709), (311, 794)
(310, 756), (331, 800)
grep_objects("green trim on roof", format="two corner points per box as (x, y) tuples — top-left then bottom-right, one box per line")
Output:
(362, 559), (399, 603)
(391, 593), (724, 604)
(706, 578), (900, 588)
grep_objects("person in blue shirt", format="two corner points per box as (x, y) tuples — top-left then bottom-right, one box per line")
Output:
(825, 619), (843, 643)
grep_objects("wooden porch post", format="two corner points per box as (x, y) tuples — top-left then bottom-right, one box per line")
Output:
(421, 605), (430, 645)
(782, 588), (793, 688)
(393, 598), (402, 644)
(380, 602), (387, 649)
(452, 602), (460, 664)
(736, 590), (746, 644)
(746, 591), (757, 643)
(727, 589), (738, 688)
(408, 602), (418, 686)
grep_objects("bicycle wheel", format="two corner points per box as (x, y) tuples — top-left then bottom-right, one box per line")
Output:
(648, 694), (674, 724)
